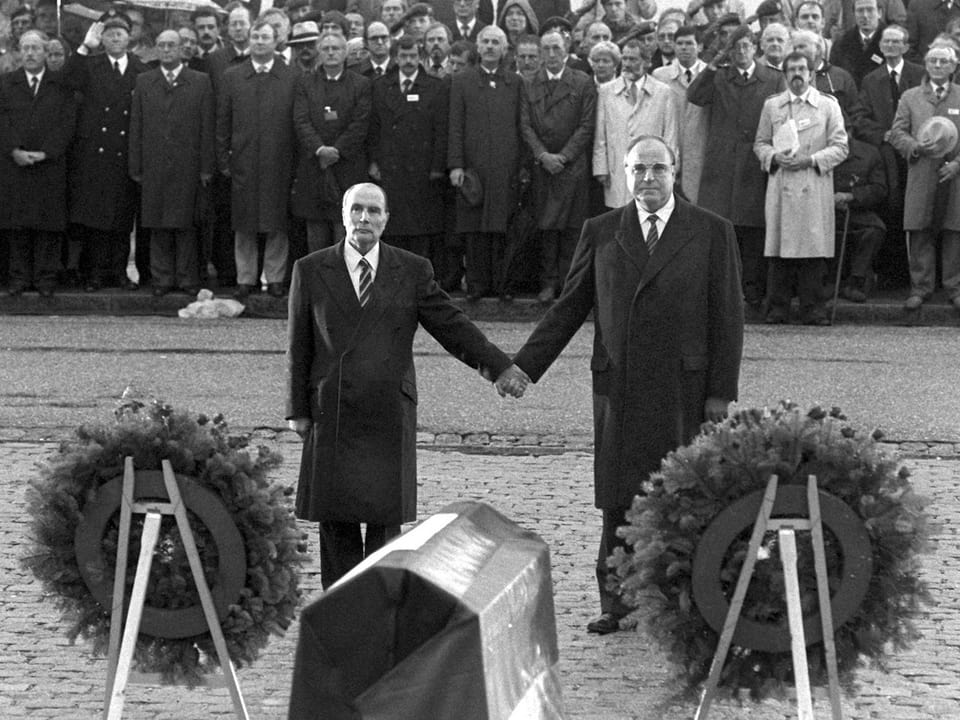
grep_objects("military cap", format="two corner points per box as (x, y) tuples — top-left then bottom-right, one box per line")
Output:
(540, 15), (572, 36)
(99, 7), (132, 32)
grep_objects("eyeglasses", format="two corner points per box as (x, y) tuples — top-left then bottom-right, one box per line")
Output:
(627, 162), (672, 176)
(367, 34), (390, 42)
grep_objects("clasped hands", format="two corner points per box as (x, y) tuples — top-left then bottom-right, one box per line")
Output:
(12, 148), (46, 166)
(489, 364), (531, 399)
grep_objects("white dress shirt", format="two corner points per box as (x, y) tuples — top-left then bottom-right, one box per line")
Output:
(636, 192), (676, 243)
(344, 241), (380, 301)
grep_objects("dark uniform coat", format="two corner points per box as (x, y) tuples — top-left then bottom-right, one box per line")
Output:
(216, 59), (296, 234)
(129, 67), (215, 229)
(61, 52), (149, 233)
(829, 25), (886, 88)
(513, 199), (744, 509)
(688, 64), (785, 227)
(369, 69), (448, 237)
(285, 241), (511, 525)
(291, 69), (371, 221)
(448, 63), (523, 234)
(520, 66), (596, 231)
(0, 69), (77, 231)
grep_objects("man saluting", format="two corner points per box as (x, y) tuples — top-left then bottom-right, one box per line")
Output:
(286, 183), (529, 589)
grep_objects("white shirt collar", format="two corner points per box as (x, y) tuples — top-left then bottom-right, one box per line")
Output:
(636, 193), (676, 230)
(546, 68), (564, 81)
(326, 68), (344, 81)
(739, 62), (756, 78)
(400, 69), (418, 87)
(108, 54), (128, 73)
(164, 64), (184, 81)
(460, 18), (476, 32)
(373, 59), (390, 72)
(887, 58), (904, 74)
(26, 67), (45, 84)
(789, 86), (813, 104)
(344, 240), (380, 295)
(253, 57), (275, 73)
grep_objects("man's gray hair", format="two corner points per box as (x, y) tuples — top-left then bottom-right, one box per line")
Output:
(477, 24), (507, 44)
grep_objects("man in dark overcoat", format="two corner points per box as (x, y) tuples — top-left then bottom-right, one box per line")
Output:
(217, 19), (297, 299)
(511, 136), (744, 635)
(688, 24), (785, 308)
(368, 36), (448, 260)
(448, 25), (523, 300)
(63, 10), (149, 292)
(129, 30), (215, 294)
(520, 29), (596, 304)
(292, 31), (371, 252)
(286, 183), (527, 588)
(0, 30), (77, 297)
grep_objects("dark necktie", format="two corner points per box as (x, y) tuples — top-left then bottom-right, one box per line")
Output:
(358, 258), (372, 307)
(402, 78), (412, 93)
(113, 60), (122, 78)
(461, 23), (470, 38)
(375, 66), (384, 76)
(645, 214), (659, 253)
(166, 70), (176, 86)
(685, 68), (692, 84)
(889, 69), (900, 105)
(433, 62), (442, 74)
(936, 84), (946, 101)
(30, 75), (38, 96)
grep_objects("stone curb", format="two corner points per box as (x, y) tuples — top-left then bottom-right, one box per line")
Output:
(3, 426), (959, 458)
(2, 289), (960, 326)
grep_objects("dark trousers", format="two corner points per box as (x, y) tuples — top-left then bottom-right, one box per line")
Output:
(8, 229), (60, 291)
(318, 521), (400, 590)
(844, 224), (884, 281)
(75, 227), (130, 286)
(464, 231), (505, 296)
(150, 228), (199, 290)
(539, 228), (577, 292)
(210, 174), (236, 286)
(768, 257), (827, 321)
(734, 224), (766, 305)
(597, 507), (633, 617)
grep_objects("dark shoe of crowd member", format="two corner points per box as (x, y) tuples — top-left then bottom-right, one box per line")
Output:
(234, 284), (258, 300)
(765, 308), (788, 324)
(181, 286), (200, 296)
(586, 612), (623, 635)
(537, 286), (556, 305)
(38, 286), (55, 298)
(267, 282), (286, 298)
(153, 286), (171, 297)
(7, 284), (25, 297)
(841, 276), (867, 303)
(122, 278), (139, 291)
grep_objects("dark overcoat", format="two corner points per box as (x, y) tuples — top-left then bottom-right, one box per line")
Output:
(856, 60), (925, 145)
(688, 64), (785, 227)
(448, 63), (523, 234)
(520, 67), (596, 231)
(513, 199), (744, 510)
(369, 69), (448, 237)
(0, 69), (77, 231)
(129, 67), (215, 230)
(829, 24), (886, 88)
(285, 242), (511, 525)
(291, 70), (371, 221)
(61, 52), (149, 233)
(216, 59), (296, 234)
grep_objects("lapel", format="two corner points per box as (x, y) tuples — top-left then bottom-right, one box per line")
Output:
(637, 198), (696, 292)
(341, 242), (404, 350)
(544, 70), (574, 112)
(613, 201), (647, 271)
(317, 243), (360, 319)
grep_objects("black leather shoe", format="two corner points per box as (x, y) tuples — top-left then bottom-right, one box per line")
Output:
(537, 286), (556, 305)
(586, 613), (622, 635)
(267, 282), (286, 298)
(122, 280), (139, 291)
(233, 284), (256, 300)
(83, 280), (101, 293)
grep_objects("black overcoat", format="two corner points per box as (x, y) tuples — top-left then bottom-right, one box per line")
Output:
(286, 242), (511, 525)
(291, 70), (371, 221)
(448, 64), (523, 234)
(0, 69), (76, 231)
(513, 199), (744, 510)
(688, 64), (785, 227)
(61, 52), (148, 233)
(216, 59), (296, 234)
(369, 69), (448, 237)
(129, 67), (215, 229)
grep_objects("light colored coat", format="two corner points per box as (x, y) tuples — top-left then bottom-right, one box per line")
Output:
(592, 74), (678, 208)
(653, 60), (709, 203)
(755, 87), (849, 258)
(888, 81), (960, 231)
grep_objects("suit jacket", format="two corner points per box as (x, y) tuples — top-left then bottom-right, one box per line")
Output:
(62, 52), (149, 232)
(856, 60), (925, 146)
(451, 19), (488, 42)
(829, 25), (886, 88)
(354, 57), (397, 79)
(0, 68), (77, 231)
(291, 69), (371, 220)
(129, 67), (215, 229)
(593, 74), (678, 209)
(513, 198), (744, 509)
(216, 59), (296, 234)
(520, 67), (596, 230)
(286, 241), (512, 525)
(688, 64), (786, 226)
(369, 69), (449, 236)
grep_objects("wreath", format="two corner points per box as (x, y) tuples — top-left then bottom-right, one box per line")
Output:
(22, 396), (309, 685)
(608, 402), (932, 702)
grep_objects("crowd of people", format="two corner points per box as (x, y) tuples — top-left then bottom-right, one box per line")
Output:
(2, 0), (960, 317)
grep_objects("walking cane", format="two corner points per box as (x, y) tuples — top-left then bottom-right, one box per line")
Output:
(830, 206), (851, 326)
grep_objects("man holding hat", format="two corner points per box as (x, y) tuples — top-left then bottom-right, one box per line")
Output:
(889, 45), (960, 313)
(63, 8), (150, 292)
(288, 20), (321, 74)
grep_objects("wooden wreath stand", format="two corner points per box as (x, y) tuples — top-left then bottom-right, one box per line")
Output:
(102, 457), (249, 720)
(695, 475), (844, 720)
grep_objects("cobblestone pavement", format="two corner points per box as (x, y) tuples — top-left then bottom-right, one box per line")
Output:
(2, 436), (958, 720)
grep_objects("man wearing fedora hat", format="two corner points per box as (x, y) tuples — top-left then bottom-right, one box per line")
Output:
(889, 44), (960, 313)
(288, 20), (321, 74)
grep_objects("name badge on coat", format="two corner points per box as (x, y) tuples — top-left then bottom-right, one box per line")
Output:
(406, 94), (419, 102)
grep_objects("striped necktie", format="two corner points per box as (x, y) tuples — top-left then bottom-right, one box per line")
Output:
(358, 257), (372, 307)
(645, 214), (659, 253)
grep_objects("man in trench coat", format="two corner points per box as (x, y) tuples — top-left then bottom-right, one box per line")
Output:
(511, 135), (744, 634)
(520, 29), (596, 304)
(286, 183), (528, 589)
